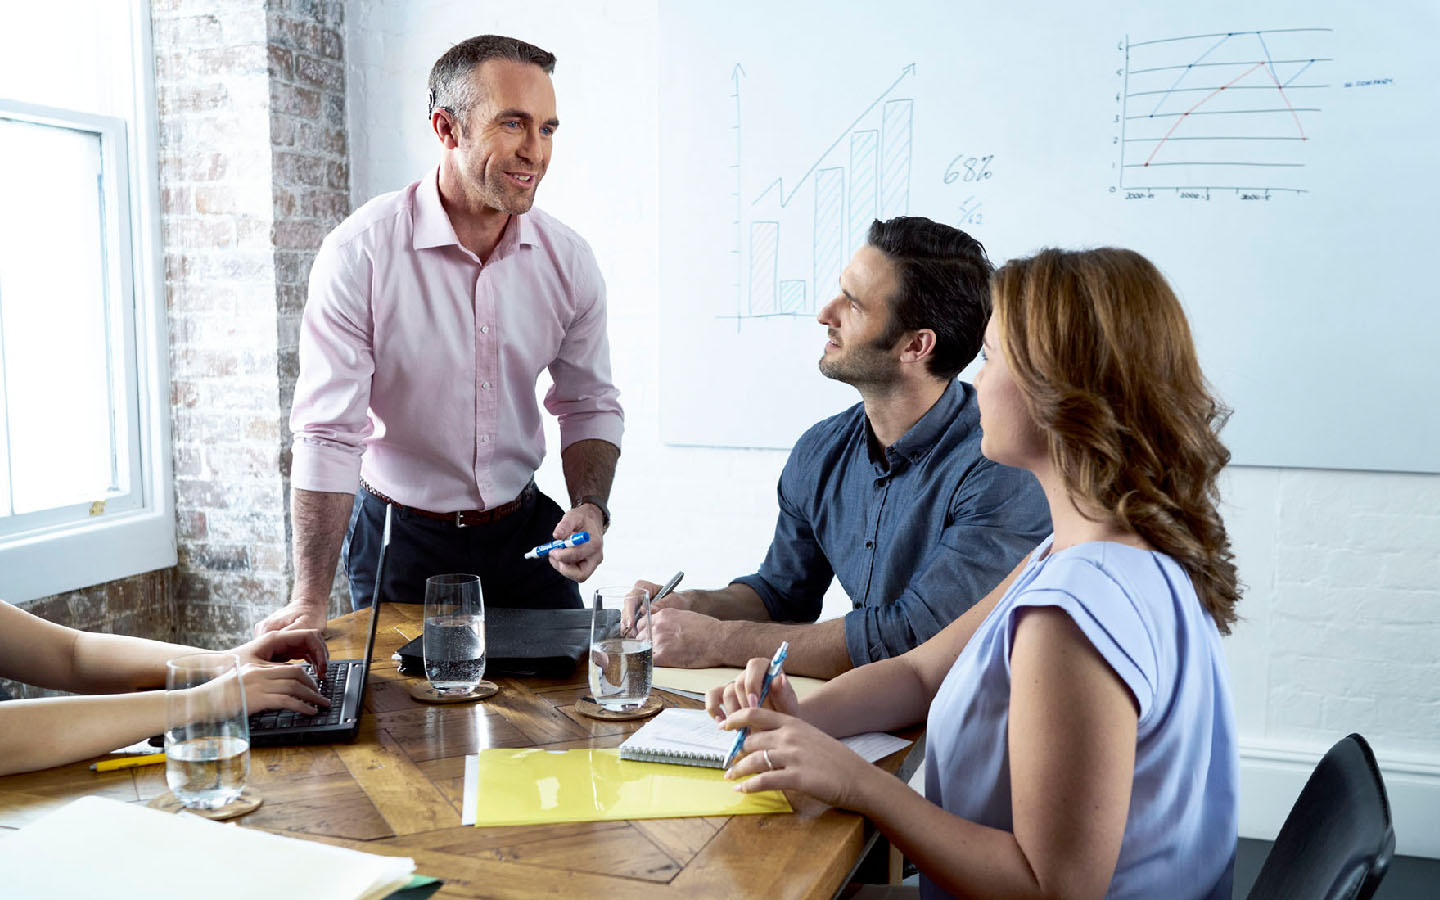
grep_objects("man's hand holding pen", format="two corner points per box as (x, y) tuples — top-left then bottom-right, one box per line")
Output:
(626, 571), (684, 636)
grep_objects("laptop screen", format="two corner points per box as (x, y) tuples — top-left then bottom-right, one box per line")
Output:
(357, 503), (391, 677)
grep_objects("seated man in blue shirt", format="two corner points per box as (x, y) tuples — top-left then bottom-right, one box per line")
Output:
(636, 216), (1050, 678)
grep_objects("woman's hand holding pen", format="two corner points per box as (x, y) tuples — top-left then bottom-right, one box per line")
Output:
(707, 659), (876, 810)
(705, 655), (801, 721)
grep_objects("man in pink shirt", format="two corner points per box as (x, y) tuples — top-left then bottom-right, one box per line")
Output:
(256, 35), (623, 634)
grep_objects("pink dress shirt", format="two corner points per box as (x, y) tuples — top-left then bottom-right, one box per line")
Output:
(290, 167), (624, 513)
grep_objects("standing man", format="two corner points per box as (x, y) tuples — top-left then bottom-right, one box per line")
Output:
(636, 217), (1048, 678)
(258, 35), (622, 634)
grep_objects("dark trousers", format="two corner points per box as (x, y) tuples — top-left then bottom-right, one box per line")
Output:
(344, 484), (582, 611)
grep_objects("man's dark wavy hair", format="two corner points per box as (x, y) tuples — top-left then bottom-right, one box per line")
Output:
(867, 216), (993, 380)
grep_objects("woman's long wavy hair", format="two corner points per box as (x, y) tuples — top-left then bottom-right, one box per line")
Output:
(992, 248), (1240, 632)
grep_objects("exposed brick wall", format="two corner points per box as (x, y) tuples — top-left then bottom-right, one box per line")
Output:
(152, 0), (351, 648)
(266, 0), (352, 622)
(154, 3), (285, 648)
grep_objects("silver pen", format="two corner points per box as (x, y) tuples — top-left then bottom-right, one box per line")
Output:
(653, 570), (685, 604)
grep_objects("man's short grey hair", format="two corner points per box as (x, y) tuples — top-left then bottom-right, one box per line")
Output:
(427, 35), (557, 123)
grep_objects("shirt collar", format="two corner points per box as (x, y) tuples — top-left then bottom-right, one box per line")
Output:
(412, 167), (460, 250)
(492, 206), (536, 257)
(411, 166), (538, 254)
(875, 378), (967, 470)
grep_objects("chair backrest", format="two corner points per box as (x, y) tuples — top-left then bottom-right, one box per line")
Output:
(1246, 733), (1396, 900)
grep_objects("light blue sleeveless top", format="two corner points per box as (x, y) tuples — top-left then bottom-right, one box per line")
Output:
(921, 537), (1237, 900)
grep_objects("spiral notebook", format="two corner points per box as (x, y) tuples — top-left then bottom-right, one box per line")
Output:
(618, 708), (912, 769)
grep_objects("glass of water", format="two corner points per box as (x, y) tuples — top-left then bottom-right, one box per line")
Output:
(164, 653), (250, 810)
(424, 573), (486, 694)
(589, 585), (652, 711)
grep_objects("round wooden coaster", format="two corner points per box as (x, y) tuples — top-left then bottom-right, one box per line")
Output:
(573, 693), (664, 721)
(407, 680), (499, 703)
(147, 787), (263, 820)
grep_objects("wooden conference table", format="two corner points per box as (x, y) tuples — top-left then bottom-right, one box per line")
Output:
(0, 603), (922, 899)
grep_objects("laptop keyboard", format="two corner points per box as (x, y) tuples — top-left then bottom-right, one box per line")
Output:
(250, 661), (350, 731)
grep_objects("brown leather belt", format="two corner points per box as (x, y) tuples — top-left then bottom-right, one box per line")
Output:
(360, 479), (536, 528)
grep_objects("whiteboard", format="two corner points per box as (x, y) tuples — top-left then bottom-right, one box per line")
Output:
(657, 0), (1440, 473)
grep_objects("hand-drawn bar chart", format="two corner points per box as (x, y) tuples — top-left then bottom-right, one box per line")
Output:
(727, 65), (915, 323)
(1119, 28), (1331, 193)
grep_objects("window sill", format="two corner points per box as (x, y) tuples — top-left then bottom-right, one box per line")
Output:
(0, 509), (176, 603)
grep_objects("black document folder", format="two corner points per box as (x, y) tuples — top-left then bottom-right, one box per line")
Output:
(396, 606), (619, 677)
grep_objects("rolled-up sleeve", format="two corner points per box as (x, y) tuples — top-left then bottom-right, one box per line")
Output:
(843, 459), (1049, 665)
(289, 239), (375, 494)
(732, 459), (834, 623)
(544, 242), (624, 451)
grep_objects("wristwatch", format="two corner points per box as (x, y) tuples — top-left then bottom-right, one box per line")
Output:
(575, 495), (611, 531)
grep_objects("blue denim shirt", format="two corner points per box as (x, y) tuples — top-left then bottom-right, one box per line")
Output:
(733, 379), (1050, 666)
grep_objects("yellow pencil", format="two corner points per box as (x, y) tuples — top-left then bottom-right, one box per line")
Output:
(90, 753), (166, 773)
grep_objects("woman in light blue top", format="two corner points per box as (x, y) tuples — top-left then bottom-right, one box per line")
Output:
(711, 247), (1241, 900)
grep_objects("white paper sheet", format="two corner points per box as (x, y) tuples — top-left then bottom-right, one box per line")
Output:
(0, 796), (414, 900)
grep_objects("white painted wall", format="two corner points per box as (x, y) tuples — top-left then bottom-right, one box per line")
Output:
(346, 0), (1440, 855)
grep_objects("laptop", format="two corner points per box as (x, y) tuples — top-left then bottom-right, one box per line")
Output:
(248, 504), (392, 747)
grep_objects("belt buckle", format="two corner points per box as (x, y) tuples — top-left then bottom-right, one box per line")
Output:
(455, 510), (472, 528)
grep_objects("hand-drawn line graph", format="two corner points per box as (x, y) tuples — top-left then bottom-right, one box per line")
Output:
(1119, 28), (1332, 194)
(722, 64), (916, 326)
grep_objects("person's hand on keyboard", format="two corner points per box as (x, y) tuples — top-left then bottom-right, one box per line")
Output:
(236, 662), (332, 717)
(225, 630), (332, 716)
(236, 629), (328, 680)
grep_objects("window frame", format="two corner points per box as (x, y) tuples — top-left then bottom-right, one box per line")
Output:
(0, 4), (174, 602)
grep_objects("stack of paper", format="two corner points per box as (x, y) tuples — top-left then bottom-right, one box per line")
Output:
(0, 796), (414, 900)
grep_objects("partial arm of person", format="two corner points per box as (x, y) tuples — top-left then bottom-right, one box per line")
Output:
(541, 239), (624, 584)
(654, 582), (772, 620)
(0, 602), (329, 776)
(842, 458), (1049, 667)
(675, 495), (1038, 675)
(626, 579), (772, 652)
(639, 450), (837, 670)
(719, 604), (1137, 900)
(258, 235), (375, 636)
(654, 613), (853, 679)
(636, 585), (855, 677)
(545, 437), (620, 582)
(707, 553), (1030, 738)
(255, 488), (355, 635)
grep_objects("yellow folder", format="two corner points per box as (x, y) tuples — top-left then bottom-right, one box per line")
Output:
(465, 748), (791, 827)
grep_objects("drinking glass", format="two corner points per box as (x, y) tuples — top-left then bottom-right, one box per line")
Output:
(164, 652), (250, 810)
(424, 573), (486, 694)
(589, 585), (652, 710)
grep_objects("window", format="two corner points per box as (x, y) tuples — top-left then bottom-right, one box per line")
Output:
(0, 107), (144, 529)
(0, 2), (173, 601)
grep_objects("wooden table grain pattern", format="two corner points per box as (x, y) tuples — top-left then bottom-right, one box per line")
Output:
(0, 604), (922, 899)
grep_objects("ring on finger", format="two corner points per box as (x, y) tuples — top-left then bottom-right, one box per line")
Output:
(763, 749), (775, 771)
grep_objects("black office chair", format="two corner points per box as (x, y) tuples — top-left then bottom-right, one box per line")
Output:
(1245, 733), (1395, 900)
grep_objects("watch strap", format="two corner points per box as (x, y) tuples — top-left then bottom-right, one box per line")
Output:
(576, 494), (611, 529)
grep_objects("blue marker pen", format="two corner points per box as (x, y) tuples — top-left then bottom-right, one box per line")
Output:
(722, 640), (789, 769)
(523, 532), (590, 560)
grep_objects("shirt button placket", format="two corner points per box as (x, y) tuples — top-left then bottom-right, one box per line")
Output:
(474, 274), (498, 494)
(861, 481), (888, 602)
